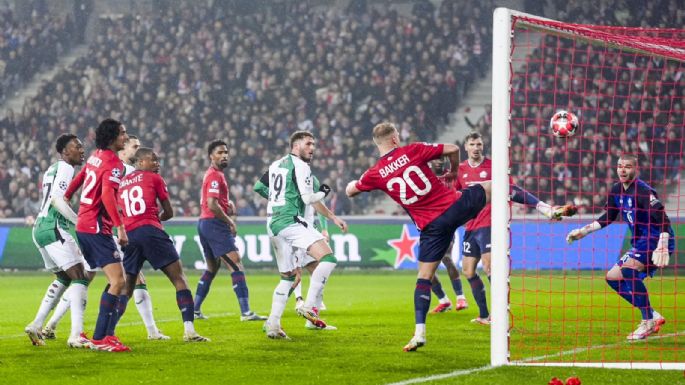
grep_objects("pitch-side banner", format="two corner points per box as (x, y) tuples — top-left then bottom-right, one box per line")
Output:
(0, 217), (670, 271)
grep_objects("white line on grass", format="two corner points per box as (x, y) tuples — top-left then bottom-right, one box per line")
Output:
(0, 311), (236, 340)
(383, 330), (685, 385)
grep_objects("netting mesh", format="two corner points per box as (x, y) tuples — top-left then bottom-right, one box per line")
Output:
(507, 16), (684, 364)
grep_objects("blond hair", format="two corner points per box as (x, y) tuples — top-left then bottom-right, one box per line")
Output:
(372, 122), (398, 144)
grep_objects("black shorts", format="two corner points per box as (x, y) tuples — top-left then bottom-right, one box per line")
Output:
(418, 184), (487, 263)
(76, 232), (121, 269)
(462, 227), (491, 258)
(123, 225), (180, 275)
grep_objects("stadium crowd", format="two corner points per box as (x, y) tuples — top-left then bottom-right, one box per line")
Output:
(0, 4), (77, 101)
(0, 0), (492, 218)
(468, 0), (684, 216)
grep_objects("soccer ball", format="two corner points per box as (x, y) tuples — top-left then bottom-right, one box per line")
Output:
(549, 110), (578, 138)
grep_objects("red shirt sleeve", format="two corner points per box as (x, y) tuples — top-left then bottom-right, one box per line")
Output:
(155, 174), (170, 202)
(64, 167), (85, 199)
(101, 183), (122, 227)
(408, 142), (444, 163)
(205, 173), (222, 199)
(355, 170), (378, 192)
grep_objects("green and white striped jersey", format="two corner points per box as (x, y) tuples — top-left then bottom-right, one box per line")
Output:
(266, 154), (314, 236)
(33, 160), (75, 246)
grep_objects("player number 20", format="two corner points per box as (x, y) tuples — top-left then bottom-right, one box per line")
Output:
(120, 186), (146, 216)
(386, 165), (432, 205)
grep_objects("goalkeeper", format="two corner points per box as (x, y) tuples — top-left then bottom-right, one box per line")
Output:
(567, 154), (674, 340)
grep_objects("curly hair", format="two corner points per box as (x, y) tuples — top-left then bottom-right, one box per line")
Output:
(95, 118), (123, 150)
(55, 134), (78, 154)
(207, 140), (227, 157)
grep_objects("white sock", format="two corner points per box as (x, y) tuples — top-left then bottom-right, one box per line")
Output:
(134, 288), (158, 335)
(183, 321), (195, 334)
(293, 281), (302, 299)
(536, 201), (552, 217)
(268, 280), (293, 325)
(415, 323), (426, 337)
(439, 296), (450, 304)
(457, 294), (466, 300)
(304, 261), (336, 309)
(46, 287), (71, 330)
(32, 279), (68, 327)
(68, 283), (87, 338)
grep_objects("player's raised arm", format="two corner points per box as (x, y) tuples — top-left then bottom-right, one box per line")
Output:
(567, 185), (620, 244)
(254, 170), (269, 199)
(442, 143), (460, 176)
(64, 166), (86, 200)
(345, 180), (361, 197)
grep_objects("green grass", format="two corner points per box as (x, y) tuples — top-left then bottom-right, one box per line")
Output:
(0, 271), (682, 385)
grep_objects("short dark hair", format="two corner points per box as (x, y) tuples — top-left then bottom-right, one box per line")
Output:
(464, 131), (482, 143)
(207, 140), (227, 157)
(619, 153), (638, 164)
(289, 131), (314, 149)
(95, 118), (123, 149)
(55, 134), (78, 154)
(134, 147), (154, 162)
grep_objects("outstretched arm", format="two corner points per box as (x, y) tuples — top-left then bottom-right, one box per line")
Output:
(566, 193), (619, 244)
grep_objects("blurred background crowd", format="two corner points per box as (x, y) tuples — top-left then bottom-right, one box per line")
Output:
(0, 0), (682, 219)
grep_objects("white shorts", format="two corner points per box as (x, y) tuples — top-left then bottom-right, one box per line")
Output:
(270, 223), (324, 273)
(32, 228), (91, 273)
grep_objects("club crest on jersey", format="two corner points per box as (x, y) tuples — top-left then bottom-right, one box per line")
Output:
(627, 197), (632, 207)
(479, 171), (487, 178)
(649, 194), (660, 206)
(58, 181), (68, 191)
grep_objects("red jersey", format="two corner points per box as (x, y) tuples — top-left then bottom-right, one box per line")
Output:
(200, 166), (229, 219)
(117, 170), (169, 231)
(66, 149), (124, 235)
(454, 158), (492, 231)
(355, 142), (460, 230)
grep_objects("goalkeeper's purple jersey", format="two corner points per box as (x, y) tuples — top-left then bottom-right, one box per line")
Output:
(606, 179), (674, 252)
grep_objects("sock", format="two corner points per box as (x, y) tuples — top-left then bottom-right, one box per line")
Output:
(68, 281), (88, 338)
(31, 279), (68, 327)
(231, 271), (251, 314)
(414, 278), (432, 325)
(176, 289), (195, 333)
(268, 278), (294, 326)
(134, 285), (158, 335)
(46, 287), (72, 330)
(293, 281), (302, 300)
(468, 275), (489, 318)
(93, 292), (118, 340)
(432, 280), (447, 301)
(621, 268), (653, 320)
(451, 278), (464, 296)
(415, 323), (426, 338)
(106, 295), (129, 336)
(194, 270), (216, 312)
(304, 255), (336, 309)
(510, 185), (540, 206)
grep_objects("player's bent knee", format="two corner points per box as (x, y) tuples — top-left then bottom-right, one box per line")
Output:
(620, 267), (640, 282)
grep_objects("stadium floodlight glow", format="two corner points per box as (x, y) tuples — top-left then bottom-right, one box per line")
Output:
(491, 7), (685, 370)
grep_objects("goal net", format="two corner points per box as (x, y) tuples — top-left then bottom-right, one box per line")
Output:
(490, 8), (685, 369)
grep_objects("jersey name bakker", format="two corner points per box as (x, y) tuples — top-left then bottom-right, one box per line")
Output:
(118, 170), (169, 231)
(455, 158), (492, 231)
(75, 149), (123, 235)
(355, 143), (460, 230)
(200, 166), (229, 219)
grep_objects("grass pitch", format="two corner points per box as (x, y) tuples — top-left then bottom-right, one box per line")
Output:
(0, 271), (682, 385)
